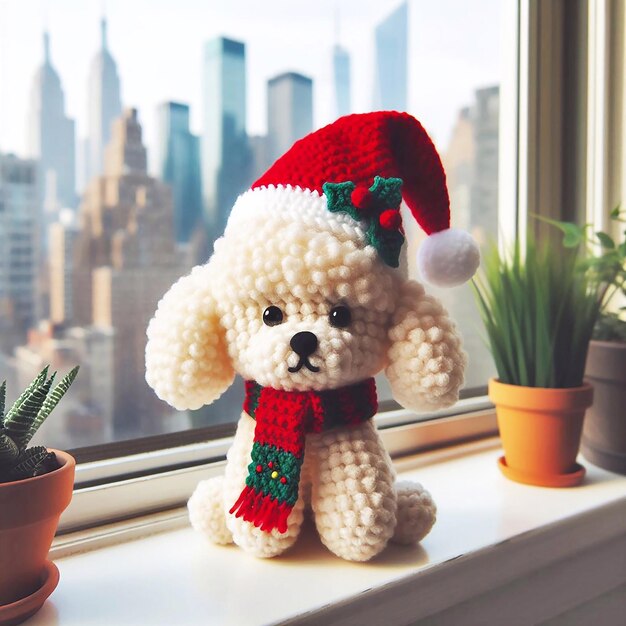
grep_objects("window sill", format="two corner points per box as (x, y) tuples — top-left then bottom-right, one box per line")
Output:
(32, 439), (626, 626)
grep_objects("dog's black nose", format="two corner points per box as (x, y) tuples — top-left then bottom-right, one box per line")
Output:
(290, 331), (318, 357)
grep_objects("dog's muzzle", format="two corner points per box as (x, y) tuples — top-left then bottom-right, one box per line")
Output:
(288, 332), (320, 373)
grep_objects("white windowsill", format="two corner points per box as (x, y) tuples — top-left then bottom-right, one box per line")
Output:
(27, 438), (626, 626)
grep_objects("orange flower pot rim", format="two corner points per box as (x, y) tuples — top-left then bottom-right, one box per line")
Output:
(488, 378), (593, 411)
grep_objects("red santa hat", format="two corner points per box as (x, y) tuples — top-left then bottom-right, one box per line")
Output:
(230, 111), (479, 287)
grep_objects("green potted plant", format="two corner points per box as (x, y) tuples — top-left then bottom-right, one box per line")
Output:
(548, 207), (626, 474)
(0, 366), (78, 626)
(473, 235), (605, 487)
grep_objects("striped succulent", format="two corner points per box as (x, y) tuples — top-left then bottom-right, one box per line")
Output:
(0, 366), (79, 483)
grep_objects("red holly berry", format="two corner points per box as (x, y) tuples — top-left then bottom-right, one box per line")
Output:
(351, 186), (375, 211)
(379, 209), (402, 230)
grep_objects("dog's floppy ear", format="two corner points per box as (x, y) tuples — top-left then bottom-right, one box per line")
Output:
(146, 264), (235, 411)
(385, 279), (466, 412)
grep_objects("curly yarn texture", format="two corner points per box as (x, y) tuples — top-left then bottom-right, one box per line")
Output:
(188, 413), (437, 561)
(147, 184), (465, 561)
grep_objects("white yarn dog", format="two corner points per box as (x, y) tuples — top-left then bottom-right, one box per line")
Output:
(145, 112), (478, 562)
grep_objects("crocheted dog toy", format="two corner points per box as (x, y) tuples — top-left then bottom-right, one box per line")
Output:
(146, 111), (479, 562)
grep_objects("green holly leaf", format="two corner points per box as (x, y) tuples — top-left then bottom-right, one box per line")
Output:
(322, 181), (359, 220)
(366, 221), (405, 268)
(369, 176), (403, 209)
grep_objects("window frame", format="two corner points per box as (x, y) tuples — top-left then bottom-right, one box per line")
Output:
(59, 401), (497, 534)
(58, 0), (614, 533)
(65, 384), (487, 464)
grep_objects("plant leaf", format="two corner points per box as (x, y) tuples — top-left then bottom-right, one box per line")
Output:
(0, 431), (19, 465)
(0, 381), (5, 425)
(3, 377), (53, 450)
(535, 215), (585, 248)
(29, 366), (79, 441)
(3, 366), (49, 431)
(596, 232), (615, 249)
(562, 226), (584, 247)
(8, 446), (51, 481)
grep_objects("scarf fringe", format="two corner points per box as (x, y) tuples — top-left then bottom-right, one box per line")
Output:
(229, 485), (292, 534)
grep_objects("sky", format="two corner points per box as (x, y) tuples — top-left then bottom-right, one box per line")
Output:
(0, 0), (502, 172)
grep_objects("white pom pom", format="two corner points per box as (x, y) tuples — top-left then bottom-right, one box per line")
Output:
(417, 228), (480, 287)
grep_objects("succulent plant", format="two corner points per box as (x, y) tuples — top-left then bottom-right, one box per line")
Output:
(0, 366), (78, 484)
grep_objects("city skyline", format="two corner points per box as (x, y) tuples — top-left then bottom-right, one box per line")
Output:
(0, 0), (502, 449)
(0, 0), (501, 168)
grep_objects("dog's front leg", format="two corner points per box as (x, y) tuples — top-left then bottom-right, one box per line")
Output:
(223, 412), (305, 558)
(309, 421), (397, 562)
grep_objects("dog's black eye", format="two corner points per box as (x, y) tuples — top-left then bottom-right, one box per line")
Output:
(263, 306), (284, 326)
(329, 305), (351, 328)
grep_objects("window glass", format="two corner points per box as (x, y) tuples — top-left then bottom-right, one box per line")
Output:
(0, 0), (501, 449)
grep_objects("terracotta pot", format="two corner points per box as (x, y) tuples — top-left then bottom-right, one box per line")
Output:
(0, 450), (75, 607)
(582, 340), (626, 474)
(489, 379), (593, 487)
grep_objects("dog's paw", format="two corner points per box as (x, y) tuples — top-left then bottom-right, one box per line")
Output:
(391, 480), (436, 545)
(188, 476), (233, 545)
(227, 501), (306, 558)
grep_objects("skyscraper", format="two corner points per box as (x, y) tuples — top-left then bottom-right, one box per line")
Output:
(469, 85), (500, 242)
(202, 37), (250, 240)
(155, 102), (203, 244)
(70, 109), (186, 435)
(442, 107), (474, 232)
(85, 17), (122, 184)
(444, 86), (500, 242)
(372, 1), (408, 111)
(248, 134), (270, 180)
(27, 31), (76, 246)
(267, 72), (313, 164)
(332, 45), (351, 117)
(0, 154), (39, 346)
(49, 209), (79, 324)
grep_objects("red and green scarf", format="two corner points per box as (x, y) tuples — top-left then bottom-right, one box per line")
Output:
(229, 378), (378, 534)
